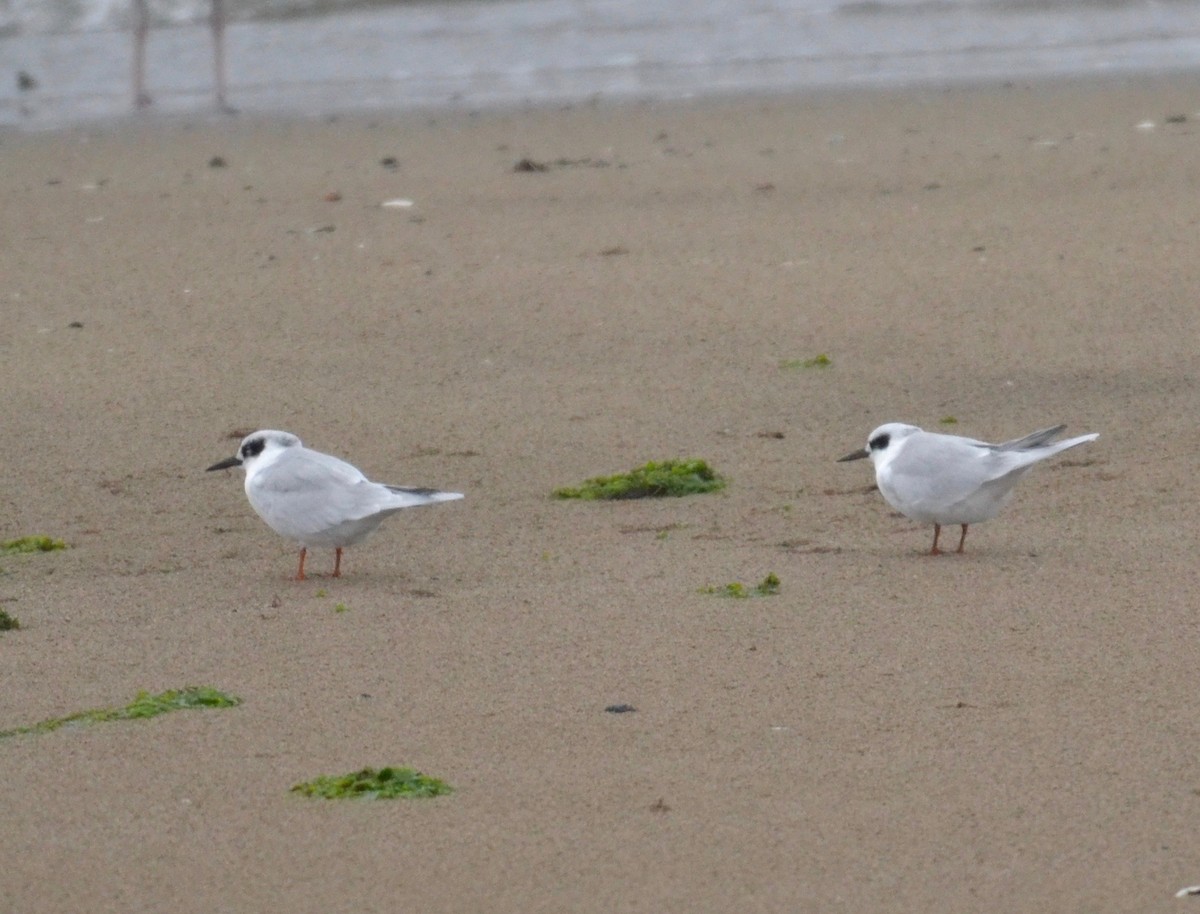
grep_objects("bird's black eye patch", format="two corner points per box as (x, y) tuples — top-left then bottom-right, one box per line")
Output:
(241, 437), (266, 459)
(868, 432), (891, 451)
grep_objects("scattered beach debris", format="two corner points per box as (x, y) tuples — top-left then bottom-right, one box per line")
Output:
(554, 459), (726, 500)
(1176, 886), (1200, 898)
(939, 416), (958, 425)
(17, 70), (38, 92)
(379, 156), (399, 170)
(0, 609), (20, 631)
(513, 157), (549, 172)
(605, 704), (637, 714)
(700, 573), (781, 599)
(599, 245), (628, 256)
(98, 476), (129, 495)
(1136, 121), (1156, 132)
(323, 191), (342, 202)
(618, 522), (682, 538)
(780, 354), (831, 369)
(381, 198), (414, 208)
(1166, 114), (1187, 124)
(513, 156), (615, 173)
(208, 156), (227, 168)
(291, 767), (452, 800)
(0, 687), (241, 740)
(68, 321), (84, 329)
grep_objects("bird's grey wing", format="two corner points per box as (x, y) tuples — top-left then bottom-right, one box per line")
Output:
(993, 425), (1066, 452)
(886, 434), (998, 505)
(253, 449), (367, 494)
(250, 450), (391, 535)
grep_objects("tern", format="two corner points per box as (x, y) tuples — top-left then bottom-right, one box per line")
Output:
(207, 430), (463, 579)
(838, 422), (1097, 554)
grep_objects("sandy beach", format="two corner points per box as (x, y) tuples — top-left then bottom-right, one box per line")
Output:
(3, 75), (1200, 912)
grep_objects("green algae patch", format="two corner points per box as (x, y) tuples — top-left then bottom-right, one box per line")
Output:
(0, 609), (20, 631)
(0, 686), (241, 740)
(1, 536), (67, 555)
(120, 687), (240, 718)
(701, 573), (781, 599)
(292, 766), (453, 800)
(554, 459), (726, 500)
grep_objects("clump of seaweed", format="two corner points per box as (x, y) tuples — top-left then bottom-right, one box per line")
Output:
(701, 573), (781, 598)
(0, 686), (241, 739)
(554, 459), (726, 500)
(0, 608), (20, 631)
(291, 767), (452, 800)
(1, 536), (67, 555)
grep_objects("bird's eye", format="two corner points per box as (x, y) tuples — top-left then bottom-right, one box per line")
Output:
(869, 433), (891, 451)
(242, 437), (266, 459)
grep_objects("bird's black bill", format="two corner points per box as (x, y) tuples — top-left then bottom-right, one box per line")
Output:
(836, 448), (870, 462)
(206, 456), (243, 472)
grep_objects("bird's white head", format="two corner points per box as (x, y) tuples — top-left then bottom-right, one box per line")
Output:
(206, 430), (302, 479)
(837, 423), (922, 466)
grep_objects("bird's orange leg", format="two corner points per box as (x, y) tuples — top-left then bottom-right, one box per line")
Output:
(332, 547), (343, 578)
(295, 547), (307, 581)
(956, 524), (969, 554)
(928, 523), (943, 556)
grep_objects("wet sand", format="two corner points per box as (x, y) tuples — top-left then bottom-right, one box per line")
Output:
(3, 76), (1200, 912)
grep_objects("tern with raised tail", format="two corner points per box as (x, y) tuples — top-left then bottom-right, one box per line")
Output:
(837, 422), (1098, 555)
(207, 430), (463, 579)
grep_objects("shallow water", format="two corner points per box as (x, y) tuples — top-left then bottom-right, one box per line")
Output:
(3, 0), (1199, 128)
